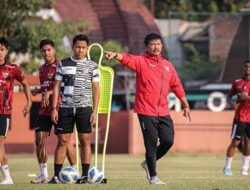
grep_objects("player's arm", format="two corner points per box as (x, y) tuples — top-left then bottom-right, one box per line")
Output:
(227, 82), (237, 108)
(31, 87), (42, 96)
(21, 78), (32, 118)
(180, 97), (191, 122)
(104, 51), (123, 61)
(240, 90), (250, 101)
(90, 82), (100, 126)
(41, 90), (53, 108)
(31, 71), (42, 96)
(104, 51), (141, 72)
(169, 65), (191, 122)
(51, 80), (61, 124)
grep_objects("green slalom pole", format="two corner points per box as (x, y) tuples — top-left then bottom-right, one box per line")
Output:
(87, 43), (114, 178)
(74, 126), (79, 172)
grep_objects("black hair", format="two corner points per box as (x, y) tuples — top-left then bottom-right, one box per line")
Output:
(244, 60), (250, 64)
(39, 39), (55, 49)
(73, 34), (89, 45)
(0, 37), (9, 49)
(144, 33), (163, 46)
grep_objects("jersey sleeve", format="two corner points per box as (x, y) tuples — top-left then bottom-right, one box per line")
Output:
(169, 64), (186, 99)
(92, 63), (100, 82)
(229, 81), (236, 97)
(55, 61), (63, 81)
(13, 65), (25, 83)
(120, 53), (141, 72)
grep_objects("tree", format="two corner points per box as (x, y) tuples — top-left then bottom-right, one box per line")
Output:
(0, 0), (92, 74)
(88, 40), (126, 67)
(144, 0), (245, 18)
(0, 0), (55, 38)
(179, 43), (220, 81)
(14, 19), (90, 74)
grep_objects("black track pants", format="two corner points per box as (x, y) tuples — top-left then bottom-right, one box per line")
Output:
(138, 114), (174, 177)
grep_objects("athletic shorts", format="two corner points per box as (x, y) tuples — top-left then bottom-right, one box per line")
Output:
(35, 115), (54, 134)
(0, 115), (11, 137)
(56, 107), (92, 134)
(231, 120), (250, 140)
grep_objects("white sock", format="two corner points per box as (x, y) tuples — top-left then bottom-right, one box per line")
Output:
(1, 165), (11, 179)
(241, 155), (250, 171)
(40, 163), (48, 178)
(71, 164), (77, 169)
(224, 157), (233, 169)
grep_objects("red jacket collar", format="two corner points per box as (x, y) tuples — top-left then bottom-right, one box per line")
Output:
(143, 53), (163, 61)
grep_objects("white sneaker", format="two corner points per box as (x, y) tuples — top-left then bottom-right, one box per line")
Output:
(30, 175), (49, 184)
(149, 176), (166, 185)
(141, 160), (150, 179)
(241, 169), (248, 176)
(0, 178), (13, 185)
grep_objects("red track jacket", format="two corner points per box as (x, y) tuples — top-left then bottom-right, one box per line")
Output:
(121, 53), (186, 116)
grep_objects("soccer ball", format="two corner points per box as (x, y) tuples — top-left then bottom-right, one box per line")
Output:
(88, 167), (104, 183)
(59, 166), (79, 184)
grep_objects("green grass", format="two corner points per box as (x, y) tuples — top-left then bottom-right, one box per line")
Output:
(1, 153), (250, 190)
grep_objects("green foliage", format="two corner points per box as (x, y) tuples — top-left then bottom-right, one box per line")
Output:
(11, 19), (90, 74)
(144, 0), (245, 18)
(0, 0), (55, 37)
(179, 43), (220, 81)
(88, 40), (126, 67)
(0, 0), (92, 74)
(12, 20), (90, 59)
(20, 60), (40, 75)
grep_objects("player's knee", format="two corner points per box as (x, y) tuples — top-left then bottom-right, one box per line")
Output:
(161, 138), (174, 148)
(35, 137), (45, 147)
(231, 140), (240, 148)
(58, 138), (69, 147)
(79, 140), (91, 148)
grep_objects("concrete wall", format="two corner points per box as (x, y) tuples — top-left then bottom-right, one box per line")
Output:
(128, 110), (233, 154)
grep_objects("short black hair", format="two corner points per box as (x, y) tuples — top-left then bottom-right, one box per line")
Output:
(244, 60), (250, 64)
(0, 37), (9, 49)
(39, 39), (55, 49)
(144, 33), (163, 46)
(73, 34), (89, 45)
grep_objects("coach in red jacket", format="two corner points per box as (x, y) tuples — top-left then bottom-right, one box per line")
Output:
(105, 33), (191, 185)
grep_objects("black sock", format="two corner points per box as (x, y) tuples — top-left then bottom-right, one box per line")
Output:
(81, 163), (90, 177)
(54, 164), (63, 177)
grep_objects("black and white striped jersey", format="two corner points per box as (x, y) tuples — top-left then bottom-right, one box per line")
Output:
(55, 56), (99, 107)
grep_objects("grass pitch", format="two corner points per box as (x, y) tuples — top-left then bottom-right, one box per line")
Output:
(0, 153), (249, 190)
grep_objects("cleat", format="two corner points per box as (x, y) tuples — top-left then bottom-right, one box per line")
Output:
(76, 176), (90, 184)
(141, 160), (150, 179)
(48, 176), (61, 184)
(30, 175), (49, 184)
(223, 168), (233, 176)
(0, 178), (13, 185)
(149, 176), (166, 185)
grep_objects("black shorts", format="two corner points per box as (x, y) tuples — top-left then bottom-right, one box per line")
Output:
(35, 115), (54, 134)
(56, 107), (92, 134)
(0, 115), (11, 137)
(231, 120), (250, 140)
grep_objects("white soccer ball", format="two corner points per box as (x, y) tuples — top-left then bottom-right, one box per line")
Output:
(88, 167), (104, 183)
(59, 166), (79, 184)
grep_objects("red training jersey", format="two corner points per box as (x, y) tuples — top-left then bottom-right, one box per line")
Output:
(38, 60), (59, 116)
(0, 62), (25, 115)
(229, 78), (250, 123)
(121, 53), (186, 116)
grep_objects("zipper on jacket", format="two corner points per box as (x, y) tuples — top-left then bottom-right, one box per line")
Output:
(157, 57), (163, 116)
